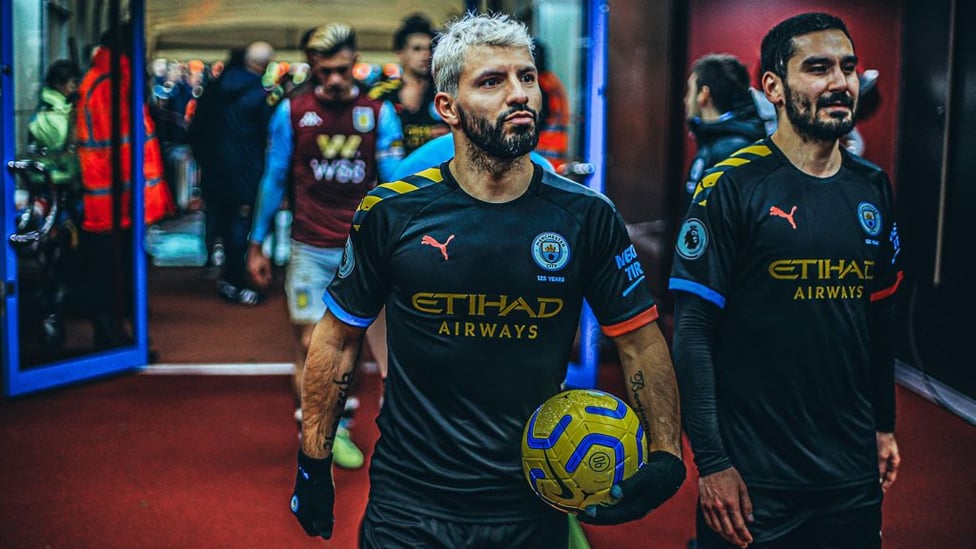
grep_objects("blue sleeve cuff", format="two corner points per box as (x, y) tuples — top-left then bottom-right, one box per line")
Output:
(323, 290), (375, 328)
(669, 278), (726, 309)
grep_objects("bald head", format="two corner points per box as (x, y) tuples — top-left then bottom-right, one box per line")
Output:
(245, 41), (274, 74)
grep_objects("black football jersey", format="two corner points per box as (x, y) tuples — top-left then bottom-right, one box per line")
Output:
(669, 139), (903, 490)
(326, 162), (658, 520)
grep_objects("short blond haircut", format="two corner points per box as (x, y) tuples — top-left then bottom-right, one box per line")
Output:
(305, 23), (357, 56)
(432, 12), (534, 96)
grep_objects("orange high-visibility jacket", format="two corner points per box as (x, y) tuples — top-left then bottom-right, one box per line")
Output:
(76, 47), (174, 233)
(537, 71), (570, 171)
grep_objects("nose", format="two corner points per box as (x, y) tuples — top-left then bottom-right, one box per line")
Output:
(326, 71), (344, 87)
(506, 74), (530, 106)
(826, 65), (851, 92)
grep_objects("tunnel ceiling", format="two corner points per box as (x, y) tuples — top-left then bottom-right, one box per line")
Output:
(146, 0), (465, 57)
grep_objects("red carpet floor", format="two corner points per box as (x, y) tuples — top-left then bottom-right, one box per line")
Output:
(1, 369), (974, 548)
(148, 266), (295, 364)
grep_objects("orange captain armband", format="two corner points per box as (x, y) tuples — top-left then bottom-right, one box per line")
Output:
(600, 306), (659, 338)
(870, 271), (904, 302)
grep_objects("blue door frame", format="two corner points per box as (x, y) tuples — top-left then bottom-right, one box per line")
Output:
(1, 0), (151, 397)
(563, 0), (608, 390)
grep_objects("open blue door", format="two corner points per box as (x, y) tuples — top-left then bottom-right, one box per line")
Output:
(525, 0), (609, 389)
(2, 0), (151, 396)
(571, 0), (611, 389)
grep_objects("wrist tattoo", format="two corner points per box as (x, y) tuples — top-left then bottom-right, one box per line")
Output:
(325, 371), (354, 452)
(629, 371), (653, 444)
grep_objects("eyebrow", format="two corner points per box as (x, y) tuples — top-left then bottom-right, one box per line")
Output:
(800, 54), (858, 68)
(471, 64), (536, 81)
(472, 69), (504, 81)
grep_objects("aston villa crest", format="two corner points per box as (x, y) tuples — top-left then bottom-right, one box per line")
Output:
(353, 106), (375, 133)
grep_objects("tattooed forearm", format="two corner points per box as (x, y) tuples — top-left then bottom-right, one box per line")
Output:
(323, 370), (355, 452)
(629, 371), (653, 445)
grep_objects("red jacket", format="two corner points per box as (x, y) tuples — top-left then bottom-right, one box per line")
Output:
(76, 47), (174, 232)
(537, 71), (570, 171)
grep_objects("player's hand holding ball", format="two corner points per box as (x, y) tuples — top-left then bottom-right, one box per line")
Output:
(578, 450), (685, 525)
(521, 389), (685, 525)
(290, 450), (336, 538)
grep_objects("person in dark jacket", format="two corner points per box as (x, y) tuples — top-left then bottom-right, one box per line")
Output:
(682, 54), (766, 214)
(193, 41), (274, 304)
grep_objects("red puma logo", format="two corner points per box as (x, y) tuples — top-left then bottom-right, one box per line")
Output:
(769, 205), (798, 229)
(421, 234), (455, 260)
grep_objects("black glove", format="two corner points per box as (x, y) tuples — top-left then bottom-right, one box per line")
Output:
(577, 451), (686, 525)
(290, 450), (335, 538)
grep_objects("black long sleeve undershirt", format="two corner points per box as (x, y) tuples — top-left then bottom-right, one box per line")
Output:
(672, 292), (732, 476)
(673, 290), (898, 479)
(869, 295), (897, 432)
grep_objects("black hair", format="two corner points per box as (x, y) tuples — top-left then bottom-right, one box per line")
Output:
(393, 14), (434, 52)
(692, 54), (752, 113)
(98, 21), (133, 53)
(45, 59), (80, 89)
(534, 39), (549, 73)
(226, 48), (246, 68)
(760, 12), (853, 78)
(299, 27), (316, 51)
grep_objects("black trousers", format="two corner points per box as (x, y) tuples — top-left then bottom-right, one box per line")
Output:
(205, 199), (252, 289)
(360, 501), (569, 549)
(81, 229), (134, 345)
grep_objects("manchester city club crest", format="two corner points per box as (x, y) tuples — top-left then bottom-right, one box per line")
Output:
(532, 232), (571, 271)
(352, 106), (375, 133)
(857, 202), (883, 237)
(676, 218), (708, 260)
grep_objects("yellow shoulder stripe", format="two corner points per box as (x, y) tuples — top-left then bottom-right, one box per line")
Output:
(358, 195), (382, 214)
(732, 144), (772, 158)
(691, 144), (770, 205)
(351, 167), (445, 231)
(377, 180), (419, 194)
(410, 167), (445, 183)
(713, 157), (751, 168)
(368, 79), (401, 99)
(692, 169), (725, 199)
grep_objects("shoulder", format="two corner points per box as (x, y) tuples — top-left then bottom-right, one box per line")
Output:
(709, 135), (756, 163)
(368, 79), (402, 101)
(841, 150), (894, 200)
(393, 135), (453, 179)
(355, 86), (389, 112)
(288, 90), (313, 110)
(537, 169), (618, 213)
(351, 167), (450, 231)
(842, 149), (887, 179)
(691, 142), (779, 206)
(37, 88), (65, 110)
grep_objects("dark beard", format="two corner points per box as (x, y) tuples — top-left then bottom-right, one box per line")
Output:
(457, 105), (539, 160)
(784, 81), (857, 143)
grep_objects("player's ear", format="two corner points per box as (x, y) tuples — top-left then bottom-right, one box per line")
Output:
(762, 71), (784, 107)
(434, 91), (460, 127)
(697, 84), (711, 108)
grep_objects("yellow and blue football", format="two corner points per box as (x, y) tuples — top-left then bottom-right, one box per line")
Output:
(521, 389), (647, 513)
